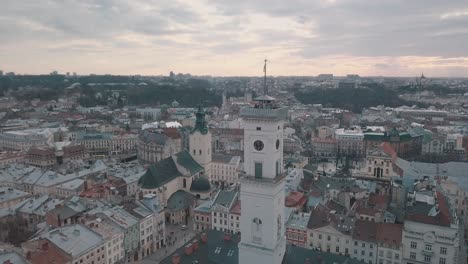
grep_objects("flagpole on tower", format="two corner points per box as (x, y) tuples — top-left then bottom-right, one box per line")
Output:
(263, 58), (268, 95)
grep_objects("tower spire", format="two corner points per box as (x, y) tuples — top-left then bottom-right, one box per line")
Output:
(263, 58), (268, 95)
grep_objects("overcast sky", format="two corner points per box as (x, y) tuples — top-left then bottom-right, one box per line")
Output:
(1, 0), (467, 77)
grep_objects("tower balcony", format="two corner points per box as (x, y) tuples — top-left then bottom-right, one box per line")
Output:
(240, 171), (287, 186)
(240, 107), (288, 121)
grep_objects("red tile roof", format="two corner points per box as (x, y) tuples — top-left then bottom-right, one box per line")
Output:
(230, 200), (241, 215)
(353, 220), (378, 243)
(163, 128), (181, 139)
(406, 191), (451, 227)
(381, 142), (397, 162)
(376, 223), (403, 248)
(286, 191), (307, 208)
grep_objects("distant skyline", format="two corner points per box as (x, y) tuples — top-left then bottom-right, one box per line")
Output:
(1, 0), (467, 77)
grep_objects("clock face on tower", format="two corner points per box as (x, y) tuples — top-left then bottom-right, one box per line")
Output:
(253, 140), (264, 151)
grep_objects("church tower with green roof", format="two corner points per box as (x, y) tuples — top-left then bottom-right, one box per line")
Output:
(189, 105), (212, 179)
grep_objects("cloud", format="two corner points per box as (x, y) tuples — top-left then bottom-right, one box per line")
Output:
(0, 0), (467, 76)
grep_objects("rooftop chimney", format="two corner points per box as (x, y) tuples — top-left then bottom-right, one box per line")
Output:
(201, 233), (208, 243)
(42, 242), (49, 251)
(184, 244), (193, 256)
(171, 254), (180, 264)
(192, 239), (199, 251)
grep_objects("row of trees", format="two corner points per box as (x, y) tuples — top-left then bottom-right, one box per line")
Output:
(295, 83), (404, 113)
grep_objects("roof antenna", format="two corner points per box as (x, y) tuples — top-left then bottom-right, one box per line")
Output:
(263, 58), (268, 95)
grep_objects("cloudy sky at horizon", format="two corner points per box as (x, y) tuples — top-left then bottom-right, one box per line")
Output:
(1, 0), (468, 77)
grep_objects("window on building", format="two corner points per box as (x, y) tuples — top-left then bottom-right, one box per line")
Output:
(394, 253), (399, 260)
(327, 235), (331, 241)
(410, 252), (416, 260)
(319, 234), (322, 240)
(379, 250), (384, 257)
(425, 244), (432, 251)
(439, 257), (446, 264)
(276, 160), (280, 177)
(361, 250), (365, 256)
(424, 255), (431, 263)
(410, 242), (417, 249)
(256, 127), (261, 131)
(254, 162), (263, 179)
(440, 247), (447, 255)
(336, 246), (339, 252)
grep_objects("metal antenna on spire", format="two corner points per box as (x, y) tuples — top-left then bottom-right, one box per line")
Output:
(263, 58), (268, 95)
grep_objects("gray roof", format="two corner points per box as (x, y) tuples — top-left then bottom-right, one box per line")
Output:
(0, 252), (29, 264)
(20, 160), (107, 188)
(0, 187), (30, 205)
(395, 159), (468, 191)
(158, 229), (363, 264)
(212, 190), (238, 209)
(103, 206), (139, 229)
(159, 230), (239, 264)
(16, 195), (62, 216)
(39, 224), (104, 257)
(212, 153), (235, 163)
(139, 129), (170, 145)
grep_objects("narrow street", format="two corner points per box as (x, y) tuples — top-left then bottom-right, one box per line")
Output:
(141, 221), (197, 264)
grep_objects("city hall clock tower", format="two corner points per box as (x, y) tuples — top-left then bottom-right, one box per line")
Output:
(238, 94), (288, 264)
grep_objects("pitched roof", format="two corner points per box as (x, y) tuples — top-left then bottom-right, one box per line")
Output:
(352, 220), (378, 243)
(38, 224), (103, 257)
(307, 203), (331, 229)
(376, 223), (403, 248)
(139, 150), (203, 189)
(173, 150), (204, 176)
(212, 190), (238, 209)
(159, 230), (239, 264)
(406, 191), (451, 227)
(139, 158), (181, 189)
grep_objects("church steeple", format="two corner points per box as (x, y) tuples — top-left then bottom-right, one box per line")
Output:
(192, 105), (208, 135)
(189, 104), (212, 179)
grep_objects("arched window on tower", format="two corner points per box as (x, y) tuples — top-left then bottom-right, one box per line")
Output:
(193, 149), (196, 155)
(199, 149), (202, 155)
(183, 179), (187, 188)
(252, 217), (263, 244)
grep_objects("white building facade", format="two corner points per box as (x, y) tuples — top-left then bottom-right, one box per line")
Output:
(238, 97), (288, 264)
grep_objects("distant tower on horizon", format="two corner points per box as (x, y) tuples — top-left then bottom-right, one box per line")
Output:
(416, 72), (430, 90)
